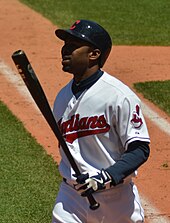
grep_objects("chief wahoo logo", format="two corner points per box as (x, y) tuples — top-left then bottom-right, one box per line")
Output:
(131, 105), (143, 128)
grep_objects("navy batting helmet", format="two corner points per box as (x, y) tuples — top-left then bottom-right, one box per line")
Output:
(55, 19), (112, 67)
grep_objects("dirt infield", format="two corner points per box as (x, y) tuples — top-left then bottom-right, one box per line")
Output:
(0, 0), (170, 221)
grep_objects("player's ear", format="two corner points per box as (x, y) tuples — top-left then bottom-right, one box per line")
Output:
(89, 49), (101, 61)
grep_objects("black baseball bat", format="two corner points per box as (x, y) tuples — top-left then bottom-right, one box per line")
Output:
(11, 49), (100, 210)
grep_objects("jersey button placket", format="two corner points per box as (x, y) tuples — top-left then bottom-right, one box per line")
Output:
(68, 96), (77, 110)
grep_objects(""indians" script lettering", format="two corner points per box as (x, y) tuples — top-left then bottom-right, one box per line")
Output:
(58, 114), (110, 143)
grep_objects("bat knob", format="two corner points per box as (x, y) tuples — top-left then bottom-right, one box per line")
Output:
(90, 202), (100, 210)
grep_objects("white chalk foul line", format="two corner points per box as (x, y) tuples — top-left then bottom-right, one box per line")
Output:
(0, 59), (41, 112)
(141, 196), (170, 222)
(142, 102), (170, 136)
(0, 59), (170, 223)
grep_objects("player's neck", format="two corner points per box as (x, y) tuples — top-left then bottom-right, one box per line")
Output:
(73, 66), (99, 84)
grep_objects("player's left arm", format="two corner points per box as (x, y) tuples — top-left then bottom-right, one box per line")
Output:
(74, 140), (150, 196)
(105, 95), (151, 186)
(74, 96), (150, 196)
(106, 140), (150, 185)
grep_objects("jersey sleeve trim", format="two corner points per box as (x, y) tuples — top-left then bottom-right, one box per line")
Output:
(124, 137), (150, 150)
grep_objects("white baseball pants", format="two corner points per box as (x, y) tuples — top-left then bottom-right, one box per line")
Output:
(52, 181), (144, 223)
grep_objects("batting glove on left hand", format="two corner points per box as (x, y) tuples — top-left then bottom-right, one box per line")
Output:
(74, 169), (112, 197)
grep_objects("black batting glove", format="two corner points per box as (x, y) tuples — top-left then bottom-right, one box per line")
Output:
(74, 169), (112, 196)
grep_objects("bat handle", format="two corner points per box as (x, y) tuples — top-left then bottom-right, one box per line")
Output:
(74, 173), (100, 210)
(88, 194), (100, 210)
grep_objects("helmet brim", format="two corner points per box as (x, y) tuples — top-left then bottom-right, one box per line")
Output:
(55, 29), (96, 47)
(55, 29), (87, 41)
(55, 29), (72, 41)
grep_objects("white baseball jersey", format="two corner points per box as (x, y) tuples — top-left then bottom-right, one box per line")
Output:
(53, 72), (150, 183)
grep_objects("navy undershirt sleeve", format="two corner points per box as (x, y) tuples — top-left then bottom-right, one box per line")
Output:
(106, 141), (150, 186)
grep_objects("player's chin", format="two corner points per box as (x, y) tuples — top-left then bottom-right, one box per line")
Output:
(62, 65), (72, 73)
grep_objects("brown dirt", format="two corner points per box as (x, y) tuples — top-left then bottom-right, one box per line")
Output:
(0, 0), (170, 221)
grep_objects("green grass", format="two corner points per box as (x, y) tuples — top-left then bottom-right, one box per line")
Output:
(134, 80), (170, 115)
(19, 0), (170, 45)
(0, 101), (62, 223)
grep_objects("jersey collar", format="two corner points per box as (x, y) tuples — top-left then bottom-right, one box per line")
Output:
(72, 70), (103, 99)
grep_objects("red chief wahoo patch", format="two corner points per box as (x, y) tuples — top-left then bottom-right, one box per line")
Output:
(131, 105), (143, 128)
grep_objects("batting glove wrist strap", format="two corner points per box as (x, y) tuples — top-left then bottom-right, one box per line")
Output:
(74, 169), (112, 196)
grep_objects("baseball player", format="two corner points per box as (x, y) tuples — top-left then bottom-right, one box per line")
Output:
(52, 19), (150, 223)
